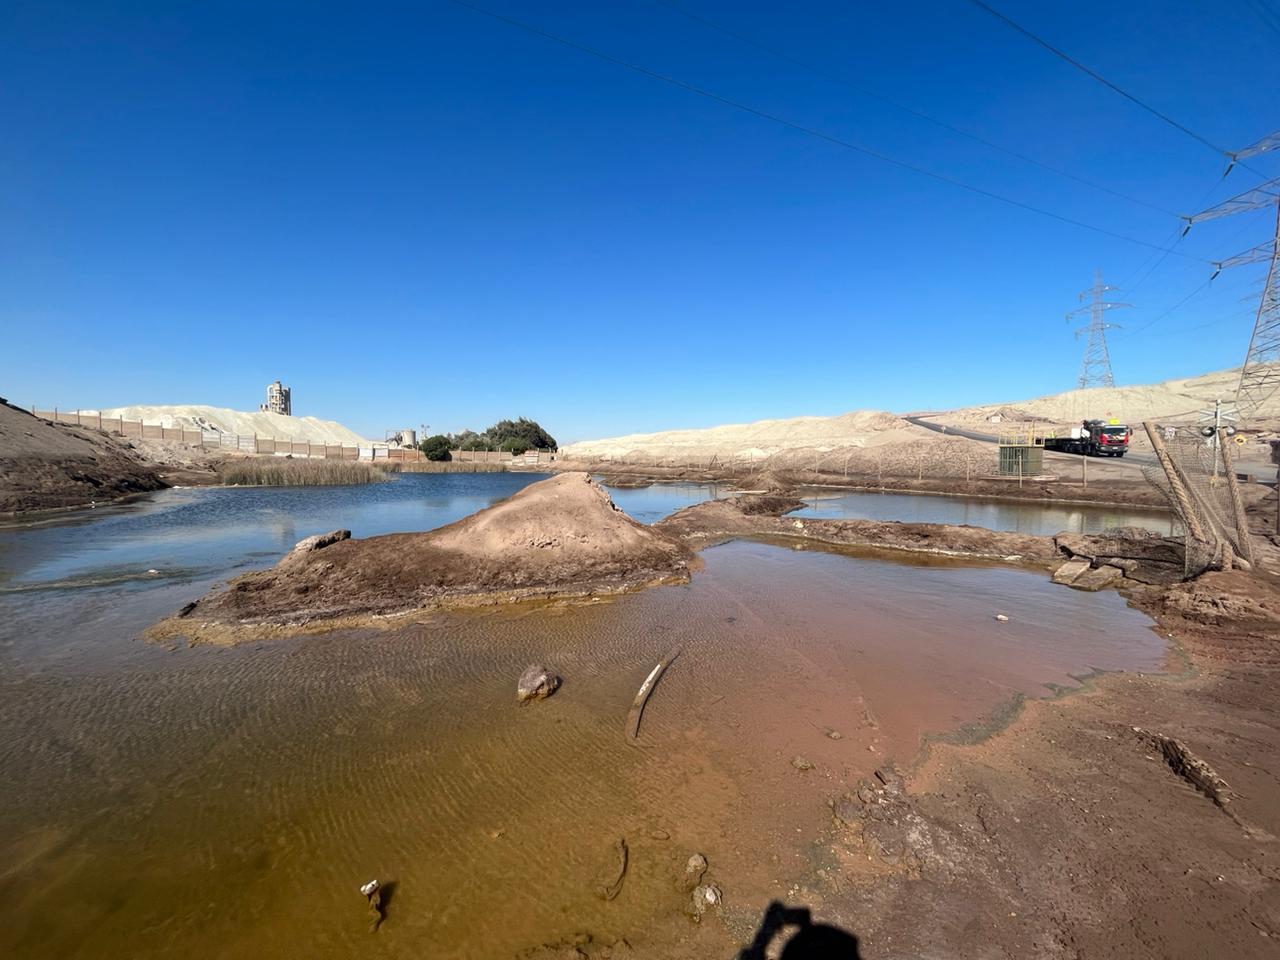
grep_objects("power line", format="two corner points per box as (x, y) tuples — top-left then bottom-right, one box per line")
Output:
(1121, 277), (1214, 337)
(651, 0), (1179, 217)
(445, 0), (1212, 262)
(964, 0), (1266, 177)
(1245, 0), (1280, 39)
(1119, 270), (1259, 338)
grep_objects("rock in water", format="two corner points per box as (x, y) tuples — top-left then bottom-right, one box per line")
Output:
(517, 664), (561, 702)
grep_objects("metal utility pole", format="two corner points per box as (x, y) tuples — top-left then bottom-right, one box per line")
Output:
(1068, 269), (1130, 388)
(1197, 398), (1237, 482)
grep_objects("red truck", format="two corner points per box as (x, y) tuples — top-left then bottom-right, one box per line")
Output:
(1043, 419), (1131, 457)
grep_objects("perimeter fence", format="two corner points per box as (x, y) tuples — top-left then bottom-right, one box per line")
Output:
(34, 407), (425, 462)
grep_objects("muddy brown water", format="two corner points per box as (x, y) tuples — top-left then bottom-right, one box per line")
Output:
(0, 536), (1166, 958)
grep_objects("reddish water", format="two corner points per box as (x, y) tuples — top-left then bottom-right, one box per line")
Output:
(0, 539), (1165, 958)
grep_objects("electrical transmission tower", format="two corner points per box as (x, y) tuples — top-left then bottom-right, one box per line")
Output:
(1068, 269), (1130, 388)
(1183, 165), (1280, 424)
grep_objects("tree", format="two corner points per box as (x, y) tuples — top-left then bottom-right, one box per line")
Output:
(484, 417), (556, 451)
(419, 434), (452, 461)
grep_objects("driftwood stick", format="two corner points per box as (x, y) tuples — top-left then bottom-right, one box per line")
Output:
(626, 646), (682, 741)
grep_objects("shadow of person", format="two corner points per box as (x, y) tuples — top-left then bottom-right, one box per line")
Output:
(738, 900), (862, 959)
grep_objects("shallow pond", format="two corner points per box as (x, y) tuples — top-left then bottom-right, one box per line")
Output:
(0, 477), (1169, 958)
(796, 488), (1178, 537)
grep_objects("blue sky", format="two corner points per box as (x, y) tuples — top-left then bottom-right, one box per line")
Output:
(2, 0), (1277, 443)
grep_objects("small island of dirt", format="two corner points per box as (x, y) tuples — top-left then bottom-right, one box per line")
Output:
(150, 473), (694, 643)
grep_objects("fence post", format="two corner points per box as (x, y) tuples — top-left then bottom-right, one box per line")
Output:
(1218, 429), (1254, 564)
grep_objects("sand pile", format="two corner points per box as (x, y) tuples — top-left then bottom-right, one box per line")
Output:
(561, 410), (926, 464)
(943, 366), (1280, 426)
(0, 401), (166, 513)
(150, 473), (692, 641)
(88, 404), (373, 445)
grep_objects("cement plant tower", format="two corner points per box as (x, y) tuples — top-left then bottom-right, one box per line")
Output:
(261, 379), (292, 416)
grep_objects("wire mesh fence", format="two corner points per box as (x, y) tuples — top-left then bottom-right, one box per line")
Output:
(1142, 422), (1253, 577)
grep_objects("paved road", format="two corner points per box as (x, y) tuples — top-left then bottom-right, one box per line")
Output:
(904, 416), (1158, 468)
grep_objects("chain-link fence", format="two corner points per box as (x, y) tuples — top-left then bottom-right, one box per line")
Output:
(1142, 422), (1253, 577)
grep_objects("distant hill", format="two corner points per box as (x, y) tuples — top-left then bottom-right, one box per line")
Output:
(560, 367), (1277, 467)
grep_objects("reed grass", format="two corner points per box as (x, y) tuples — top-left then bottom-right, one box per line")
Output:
(217, 458), (396, 487)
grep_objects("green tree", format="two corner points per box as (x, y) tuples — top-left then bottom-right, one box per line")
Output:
(419, 434), (452, 461)
(484, 417), (556, 451)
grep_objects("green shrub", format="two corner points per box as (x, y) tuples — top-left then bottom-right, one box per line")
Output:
(419, 434), (452, 461)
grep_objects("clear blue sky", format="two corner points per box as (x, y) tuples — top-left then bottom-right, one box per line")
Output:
(2, 1), (1277, 443)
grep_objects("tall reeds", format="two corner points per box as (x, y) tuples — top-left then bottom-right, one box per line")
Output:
(217, 458), (396, 487)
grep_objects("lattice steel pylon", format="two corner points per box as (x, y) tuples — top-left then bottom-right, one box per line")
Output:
(1236, 201), (1280, 421)
(1067, 269), (1130, 388)
(1183, 157), (1280, 425)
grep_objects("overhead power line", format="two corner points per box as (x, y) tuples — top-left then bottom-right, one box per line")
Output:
(445, 0), (1212, 262)
(651, 0), (1178, 216)
(964, 0), (1265, 177)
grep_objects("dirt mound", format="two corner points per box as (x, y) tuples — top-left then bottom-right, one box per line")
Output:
(151, 473), (693, 642)
(0, 399), (167, 514)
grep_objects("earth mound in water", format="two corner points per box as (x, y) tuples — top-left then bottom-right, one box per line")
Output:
(152, 473), (693, 641)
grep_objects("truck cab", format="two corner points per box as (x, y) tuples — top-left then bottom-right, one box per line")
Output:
(1088, 420), (1131, 456)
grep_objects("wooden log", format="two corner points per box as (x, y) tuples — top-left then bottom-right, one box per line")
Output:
(1218, 429), (1254, 565)
(626, 646), (681, 741)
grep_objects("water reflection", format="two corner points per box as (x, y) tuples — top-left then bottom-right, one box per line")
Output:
(796, 489), (1179, 537)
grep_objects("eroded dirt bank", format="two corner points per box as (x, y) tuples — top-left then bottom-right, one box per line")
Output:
(0, 399), (169, 515)
(150, 473), (694, 643)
